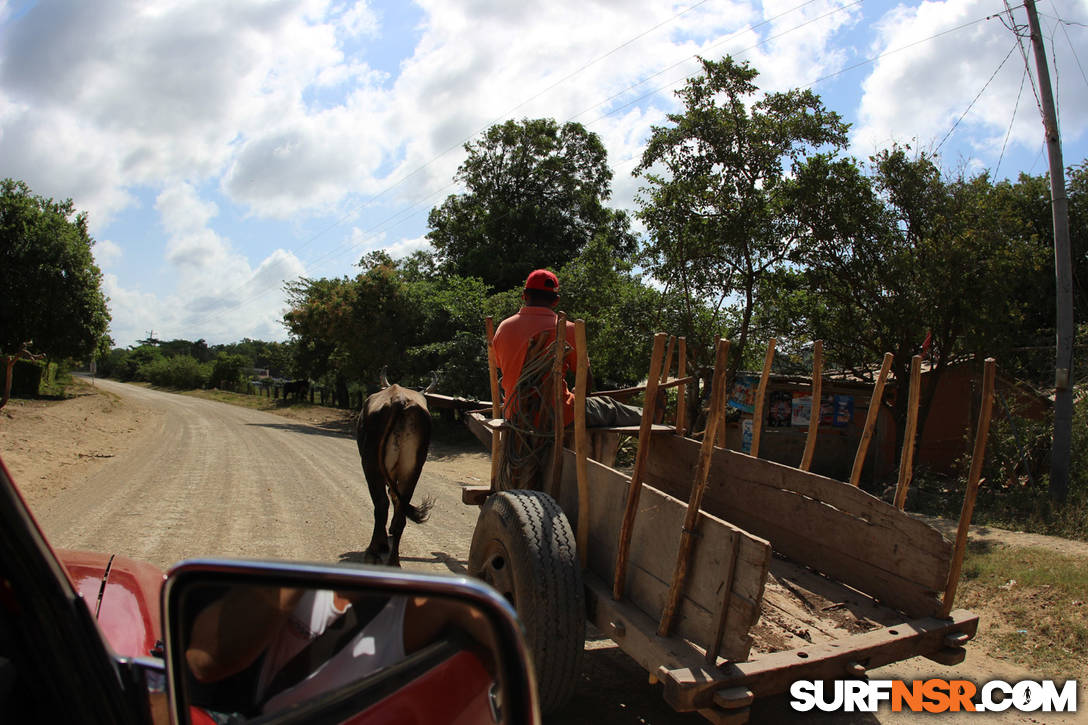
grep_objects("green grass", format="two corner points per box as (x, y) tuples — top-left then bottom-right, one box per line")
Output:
(959, 544), (1088, 679)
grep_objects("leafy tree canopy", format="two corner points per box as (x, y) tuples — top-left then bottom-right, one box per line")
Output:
(427, 118), (636, 291)
(0, 179), (111, 360)
(634, 57), (848, 374)
(781, 146), (1052, 445)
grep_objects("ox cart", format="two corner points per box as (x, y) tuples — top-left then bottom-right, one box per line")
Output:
(459, 319), (991, 723)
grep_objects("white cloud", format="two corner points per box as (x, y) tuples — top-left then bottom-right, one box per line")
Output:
(383, 235), (431, 259)
(93, 240), (123, 268)
(99, 184), (308, 346)
(853, 0), (1088, 168)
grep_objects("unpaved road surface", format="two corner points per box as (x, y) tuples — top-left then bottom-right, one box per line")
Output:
(31, 377), (485, 573)
(4, 379), (1081, 724)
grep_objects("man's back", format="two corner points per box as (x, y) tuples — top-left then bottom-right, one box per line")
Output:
(493, 306), (577, 426)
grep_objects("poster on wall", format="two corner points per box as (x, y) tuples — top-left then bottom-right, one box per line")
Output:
(768, 390), (792, 427)
(741, 418), (753, 453)
(820, 394), (835, 425)
(791, 392), (812, 426)
(832, 394), (854, 427)
(729, 374), (757, 414)
(816, 394), (856, 427)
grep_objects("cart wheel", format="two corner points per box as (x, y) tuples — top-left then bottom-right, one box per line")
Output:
(468, 490), (584, 713)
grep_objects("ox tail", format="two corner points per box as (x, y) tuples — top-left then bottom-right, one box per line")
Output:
(405, 496), (435, 524)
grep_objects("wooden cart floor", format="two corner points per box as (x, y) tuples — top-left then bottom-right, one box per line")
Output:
(749, 552), (912, 657)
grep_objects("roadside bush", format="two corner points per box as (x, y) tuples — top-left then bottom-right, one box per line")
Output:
(117, 345), (163, 382)
(96, 347), (129, 379)
(956, 390), (1088, 542)
(142, 355), (210, 389)
(209, 353), (251, 391)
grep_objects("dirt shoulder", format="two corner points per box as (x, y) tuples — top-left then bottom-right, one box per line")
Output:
(0, 379), (161, 510)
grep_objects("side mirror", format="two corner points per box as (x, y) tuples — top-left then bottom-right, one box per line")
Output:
(163, 560), (540, 725)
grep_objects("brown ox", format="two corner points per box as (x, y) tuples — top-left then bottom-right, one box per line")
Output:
(355, 370), (436, 567)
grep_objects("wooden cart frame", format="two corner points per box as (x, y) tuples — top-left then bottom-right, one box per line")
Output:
(463, 319), (991, 724)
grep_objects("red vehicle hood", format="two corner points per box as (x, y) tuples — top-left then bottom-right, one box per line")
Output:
(57, 549), (165, 660)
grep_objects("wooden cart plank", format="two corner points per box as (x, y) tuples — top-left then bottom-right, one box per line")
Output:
(650, 435), (950, 556)
(582, 573), (718, 676)
(661, 609), (979, 711)
(643, 435), (951, 614)
(558, 449), (771, 662)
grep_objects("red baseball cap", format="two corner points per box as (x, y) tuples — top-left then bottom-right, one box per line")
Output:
(524, 269), (559, 293)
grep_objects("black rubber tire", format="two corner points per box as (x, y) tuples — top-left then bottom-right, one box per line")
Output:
(468, 490), (585, 714)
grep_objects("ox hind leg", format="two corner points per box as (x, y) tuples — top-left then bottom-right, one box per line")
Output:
(385, 412), (434, 568)
(361, 454), (392, 565)
(386, 470), (434, 568)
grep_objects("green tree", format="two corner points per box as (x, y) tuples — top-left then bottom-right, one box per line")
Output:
(557, 237), (661, 387)
(143, 355), (210, 389)
(635, 57), (848, 377)
(1, 179), (111, 404)
(209, 353), (251, 390)
(427, 118), (636, 291)
(788, 147), (1036, 449)
(403, 271), (492, 397)
(283, 253), (423, 406)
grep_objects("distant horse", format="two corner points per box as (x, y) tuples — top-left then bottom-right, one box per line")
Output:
(355, 370), (436, 566)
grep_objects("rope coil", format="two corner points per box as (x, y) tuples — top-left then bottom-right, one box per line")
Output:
(498, 333), (569, 490)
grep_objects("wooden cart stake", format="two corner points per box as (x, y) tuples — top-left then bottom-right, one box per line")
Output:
(849, 353), (893, 487)
(661, 335), (676, 384)
(675, 338), (688, 435)
(574, 320), (590, 568)
(749, 338), (776, 458)
(613, 332), (668, 600)
(800, 340), (823, 471)
(659, 338), (730, 635)
(942, 358), (996, 617)
(893, 355), (923, 510)
(485, 317), (503, 491)
(549, 312), (567, 498)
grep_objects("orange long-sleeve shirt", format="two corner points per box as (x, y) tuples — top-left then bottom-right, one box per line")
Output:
(492, 306), (579, 426)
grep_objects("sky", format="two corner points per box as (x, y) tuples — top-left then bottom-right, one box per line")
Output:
(1, 0), (1086, 349)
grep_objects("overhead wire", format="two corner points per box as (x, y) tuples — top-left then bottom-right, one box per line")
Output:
(174, 0), (793, 332)
(994, 64), (1028, 179)
(935, 42), (1019, 154)
(576, 0), (864, 125)
(167, 0), (737, 332)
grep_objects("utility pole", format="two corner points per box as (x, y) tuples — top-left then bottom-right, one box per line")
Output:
(1023, 0), (1073, 503)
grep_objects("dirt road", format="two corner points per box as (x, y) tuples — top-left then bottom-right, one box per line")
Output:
(9, 379), (1080, 724)
(33, 377), (485, 573)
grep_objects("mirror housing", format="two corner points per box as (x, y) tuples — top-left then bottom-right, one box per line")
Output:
(163, 560), (540, 725)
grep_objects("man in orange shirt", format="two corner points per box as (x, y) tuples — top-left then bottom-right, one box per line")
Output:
(492, 269), (642, 428)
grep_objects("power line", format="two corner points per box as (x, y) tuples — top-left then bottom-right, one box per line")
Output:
(936, 42), (1018, 153)
(169, 1), (1029, 341)
(802, 13), (997, 89)
(1000, 1), (1045, 115)
(995, 64), (1029, 178)
(1049, 11), (1088, 88)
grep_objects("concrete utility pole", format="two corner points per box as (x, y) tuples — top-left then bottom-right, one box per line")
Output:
(1023, 0), (1073, 503)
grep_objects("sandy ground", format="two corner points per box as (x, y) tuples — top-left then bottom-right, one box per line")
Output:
(1, 378), (1083, 724)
